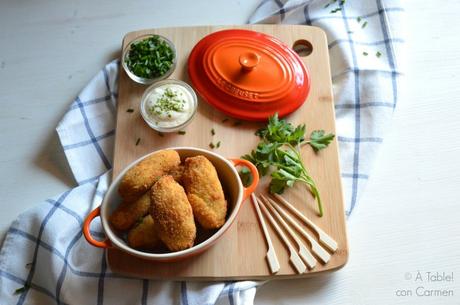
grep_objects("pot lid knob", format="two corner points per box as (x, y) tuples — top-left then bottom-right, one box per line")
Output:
(239, 51), (260, 72)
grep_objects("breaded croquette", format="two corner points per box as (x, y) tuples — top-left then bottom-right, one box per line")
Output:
(118, 150), (180, 201)
(169, 164), (185, 184)
(127, 215), (159, 249)
(150, 175), (196, 251)
(183, 155), (227, 229)
(109, 192), (150, 231)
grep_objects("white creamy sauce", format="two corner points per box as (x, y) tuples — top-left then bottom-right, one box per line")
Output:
(144, 84), (194, 128)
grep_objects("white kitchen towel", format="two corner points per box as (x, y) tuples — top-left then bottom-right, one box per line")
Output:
(0, 0), (404, 304)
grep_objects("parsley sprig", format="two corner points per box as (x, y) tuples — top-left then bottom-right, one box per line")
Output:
(243, 114), (334, 216)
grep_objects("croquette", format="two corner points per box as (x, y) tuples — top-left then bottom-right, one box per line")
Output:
(109, 192), (150, 231)
(127, 215), (159, 249)
(169, 164), (185, 184)
(150, 175), (196, 251)
(118, 150), (180, 201)
(182, 155), (227, 229)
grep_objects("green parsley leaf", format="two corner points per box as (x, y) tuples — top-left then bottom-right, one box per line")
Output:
(309, 130), (335, 152)
(209, 142), (215, 149)
(216, 141), (221, 148)
(239, 167), (253, 187)
(211, 128), (215, 136)
(363, 51), (369, 56)
(357, 16), (362, 23)
(376, 51), (382, 58)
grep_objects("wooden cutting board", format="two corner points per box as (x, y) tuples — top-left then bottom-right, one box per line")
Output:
(110, 25), (348, 280)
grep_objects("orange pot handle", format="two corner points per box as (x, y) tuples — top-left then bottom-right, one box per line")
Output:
(83, 207), (112, 249)
(230, 159), (259, 201)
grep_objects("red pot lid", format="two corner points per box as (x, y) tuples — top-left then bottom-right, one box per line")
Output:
(188, 29), (310, 121)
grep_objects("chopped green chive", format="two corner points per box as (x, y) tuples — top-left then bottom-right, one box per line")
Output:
(209, 142), (215, 149)
(177, 130), (186, 135)
(330, 7), (342, 13)
(357, 16), (362, 23)
(363, 51), (368, 56)
(211, 128), (215, 136)
(14, 287), (26, 295)
(361, 21), (368, 28)
(376, 51), (382, 58)
(135, 138), (141, 145)
(216, 141), (221, 148)
(125, 35), (174, 79)
(149, 87), (186, 116)
(126, 108), (134, 113)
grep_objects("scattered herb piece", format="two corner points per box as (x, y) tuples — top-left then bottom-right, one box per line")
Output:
(242, 113), (334, 217)
(14, 286), (27, 295)
(363, 51), (369, 56)
(177, 130), (186, 135)
(361, 21), (368, 28)
(209, 142), (215, 149)
(211, 128), (215, 136)
(233, 121), (243, 126)
(221, 118), (229, 123)
(216, 141), (221, 148)
(376, 51), (382, 58)
(157, 132), (164, 137)
(126, 108), (134, 113)
(135, 138), (141, 146)
(304, 130), (335, 152)
(357, 16), (362, 23)
(239, 167), (253, 187)
(330, 7), (342, 13)
(324, 3), (330, 8)
(125, 35), (174, 79)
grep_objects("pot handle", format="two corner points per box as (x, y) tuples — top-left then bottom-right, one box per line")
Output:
(230, 159), (260, 201)
(83, 207), (112, 249)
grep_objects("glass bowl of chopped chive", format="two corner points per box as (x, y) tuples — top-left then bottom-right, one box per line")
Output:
(122, 34), (177, 85)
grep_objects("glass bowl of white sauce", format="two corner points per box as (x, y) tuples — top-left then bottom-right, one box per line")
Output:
(140, 79), (198, 132)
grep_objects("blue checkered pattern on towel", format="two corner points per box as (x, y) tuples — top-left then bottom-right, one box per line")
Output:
(0, 1), (404, 304)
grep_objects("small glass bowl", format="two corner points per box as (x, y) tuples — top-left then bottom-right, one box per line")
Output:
(140, 79), (198, 133)
(122, 34), (177, 85)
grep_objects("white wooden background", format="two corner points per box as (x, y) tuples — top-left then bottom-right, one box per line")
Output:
(0, 1), (459, 304)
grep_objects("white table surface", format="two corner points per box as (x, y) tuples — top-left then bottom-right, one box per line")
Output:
(1, 1), (459, 304)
